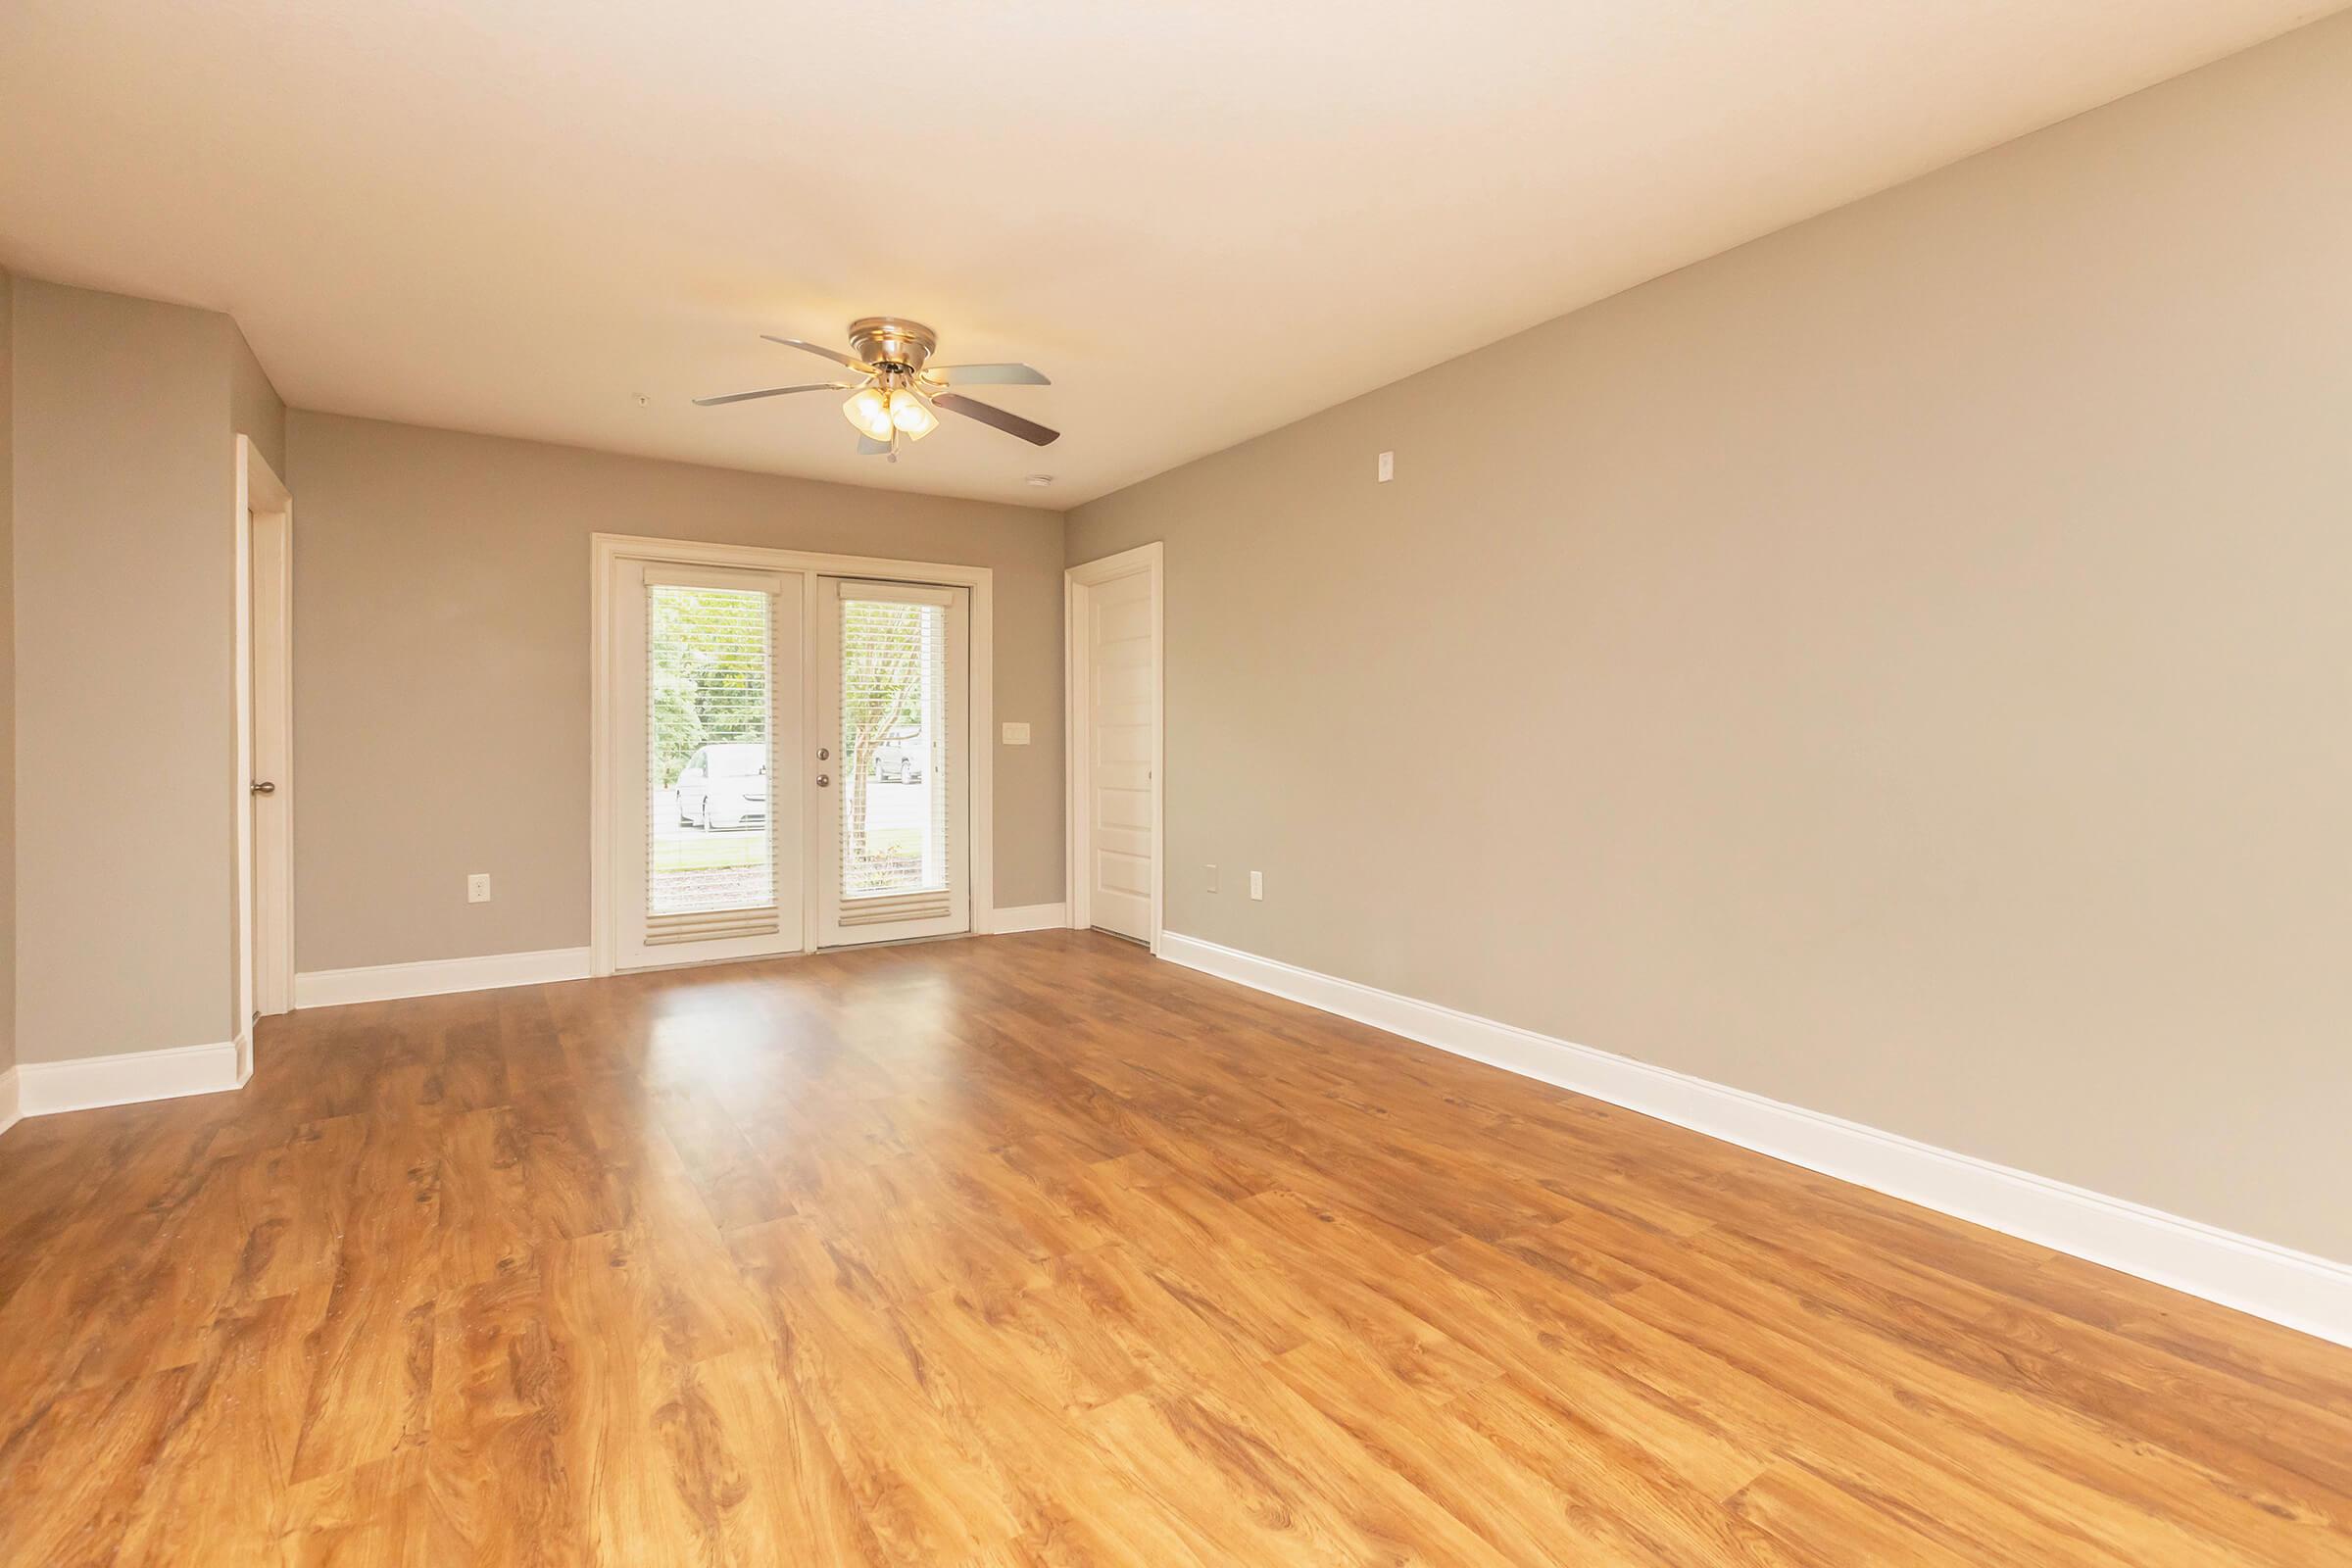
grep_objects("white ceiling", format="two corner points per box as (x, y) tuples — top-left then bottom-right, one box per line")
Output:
(1, 2), (2336, 507)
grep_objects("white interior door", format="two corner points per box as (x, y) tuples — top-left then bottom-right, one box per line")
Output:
(1082, 566), (1156, 941)
(235, 435), (292, 1049)
(818, 577), (970, 946)
(249, 506), (292, 1017)
(609, 562), (805, 968)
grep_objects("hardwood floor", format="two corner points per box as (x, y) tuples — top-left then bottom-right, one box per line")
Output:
(2, 931), (2348, 1565)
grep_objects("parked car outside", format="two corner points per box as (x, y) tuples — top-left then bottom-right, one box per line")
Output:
(873, 734), (926, 783)
(676, 742), (770, 829)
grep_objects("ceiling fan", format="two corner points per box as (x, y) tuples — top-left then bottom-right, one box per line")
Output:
(693, 317), (1059, 460)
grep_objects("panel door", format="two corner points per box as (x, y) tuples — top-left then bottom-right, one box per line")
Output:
(611, 563), (805, 968)
(1086, 568), (1155, 941)
(817, 577), (971, 946)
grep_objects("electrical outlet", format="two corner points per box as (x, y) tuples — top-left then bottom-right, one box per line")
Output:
(1002, 721), (1031, 745)
(1377, 450), (1395, 483)
(467, 873), (492, 904)
(1205, 863), (1219, 893)
(1249, 870), (1264, 901)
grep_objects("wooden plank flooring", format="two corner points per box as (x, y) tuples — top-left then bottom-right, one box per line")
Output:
(2, 930), (2348, 1565)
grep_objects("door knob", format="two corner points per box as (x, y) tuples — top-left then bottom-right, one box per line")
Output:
(816, 774), (831, 787)
(250, 781), (277, 795)
(817, 747), (830, 760)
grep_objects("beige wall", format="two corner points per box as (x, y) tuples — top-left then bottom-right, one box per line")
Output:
(230, 330), (286, 479)
(0, 269), (15, 1077)
(282, 413), (1065, 972)
(1069, 15), (2352, 1262)
(10, 279), (281, 1063)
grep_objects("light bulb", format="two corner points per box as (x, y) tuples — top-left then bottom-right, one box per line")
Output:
(888, 387), (939, 438)
(842, 387), (893, 439)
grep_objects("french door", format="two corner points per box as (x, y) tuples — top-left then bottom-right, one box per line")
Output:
(596, 543), (984, 972)
(817, 578), (972, 946)
(609, 562), (805, 969)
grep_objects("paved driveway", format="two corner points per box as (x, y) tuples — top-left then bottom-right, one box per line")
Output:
(651, 777), (931, 870)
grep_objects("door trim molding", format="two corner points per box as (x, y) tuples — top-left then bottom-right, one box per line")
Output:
(590, 533), (996, 977)
(1158, 931), (2352, 1350)
(1064, 542), (1164, 954)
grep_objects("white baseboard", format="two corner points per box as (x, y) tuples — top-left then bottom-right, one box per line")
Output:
(299, 920), (1067, 1007)
(1159, 932), (2352, 1349)
(991, 903), (1070, 934)
(0, 1066), (19, 1138)
(12, 1039), (248, 1119)
(294, 946), (593, 1008)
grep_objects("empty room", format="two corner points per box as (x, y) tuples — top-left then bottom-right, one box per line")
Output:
(4, 1), (2352, 1562)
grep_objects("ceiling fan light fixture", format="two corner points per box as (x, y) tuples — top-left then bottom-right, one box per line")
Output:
(843, 386), (893, 440)
(703, 319), (1059, 455)
(888, 386), (938, 438)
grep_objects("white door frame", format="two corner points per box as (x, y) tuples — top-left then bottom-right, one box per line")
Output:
(589, 532), (996, 977)
(1064, 542), (1164, 954)
(235, 435), (295, 1061)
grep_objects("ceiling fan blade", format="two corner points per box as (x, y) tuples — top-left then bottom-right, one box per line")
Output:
(934, 393), (1060, 447)
(762, 334), (873, 372)
(691, 382), (848, 407)
(856, 434), (893, 457)
(926, 364), (1051, 387)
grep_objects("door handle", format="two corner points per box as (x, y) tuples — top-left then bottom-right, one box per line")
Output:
(816, 774), (831, 787)
(250, 781), (277, 796)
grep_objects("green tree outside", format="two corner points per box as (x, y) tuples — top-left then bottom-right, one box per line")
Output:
(839, 601), (931, 881)
(649, 588), (935, 878)
(650, 587), (771, 787)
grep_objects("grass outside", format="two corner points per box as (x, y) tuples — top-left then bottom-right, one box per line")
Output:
(652, 832), (766, 874)
(652, 826), (920, 875)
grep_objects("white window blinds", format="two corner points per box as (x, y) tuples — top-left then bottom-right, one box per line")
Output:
(836, 585), (954, 920)
(645, 582), (779, 942)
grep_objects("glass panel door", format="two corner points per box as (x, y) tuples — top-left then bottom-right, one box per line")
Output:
(649, 582), (774, 924)
(818, 578), (969, 945)
(610, 563), (804, 968)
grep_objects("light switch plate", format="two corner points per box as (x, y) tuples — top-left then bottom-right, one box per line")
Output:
(467, 873), (491, 904)
(1249, 870), (1264, 901)
(1002, 721), (1031, 745)
(1377, 450), (1395, 483)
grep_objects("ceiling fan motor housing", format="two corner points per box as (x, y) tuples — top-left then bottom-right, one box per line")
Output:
(849, 317), (937, 374)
